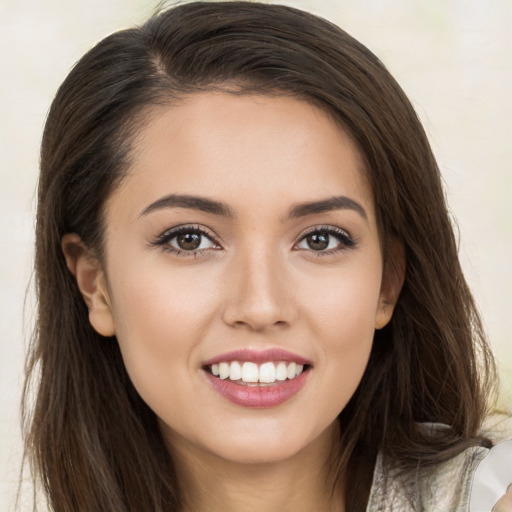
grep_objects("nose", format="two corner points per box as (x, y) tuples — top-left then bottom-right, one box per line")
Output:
(221, 246), (296, 332)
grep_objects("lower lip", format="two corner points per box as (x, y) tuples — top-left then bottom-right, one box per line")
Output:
(204, 370), (310, 408)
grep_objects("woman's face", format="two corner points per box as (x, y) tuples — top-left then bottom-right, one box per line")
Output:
(94, 93), (397, 465)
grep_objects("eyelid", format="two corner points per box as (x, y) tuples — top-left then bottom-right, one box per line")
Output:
(299, 224), (352, 239)
(152, 224), (222, 255)
(294, 224), (355, 253)
(151, 223), (355, 257)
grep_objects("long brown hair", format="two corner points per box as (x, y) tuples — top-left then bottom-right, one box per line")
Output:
(23, 2), (497, 511)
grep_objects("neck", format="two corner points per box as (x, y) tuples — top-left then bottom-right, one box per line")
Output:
(166, 422), (345, 512)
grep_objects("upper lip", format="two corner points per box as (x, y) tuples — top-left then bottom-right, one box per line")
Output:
(202, 348), (311, 367)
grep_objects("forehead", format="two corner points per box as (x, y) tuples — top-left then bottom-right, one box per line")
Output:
(110, 92), (375, 223)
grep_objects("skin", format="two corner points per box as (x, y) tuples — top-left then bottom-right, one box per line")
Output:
(63, 93), (403, 512)
(493, 486), (512, 512)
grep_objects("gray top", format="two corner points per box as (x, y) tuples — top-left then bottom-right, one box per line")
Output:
(367, 444), (489, 511)
(366, 417), (512, 511)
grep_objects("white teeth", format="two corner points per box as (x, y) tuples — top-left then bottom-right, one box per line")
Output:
(241, 362), (259, 383)
(287, 362), (297, 379)
(276, 362), (288, 381)
(219, 362), (230, 380)
(229, 361), (242, 381)
(259, 362), (276, 383)
(209, 360), (308, 383)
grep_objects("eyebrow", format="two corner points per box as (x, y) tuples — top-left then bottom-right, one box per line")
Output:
(139, 193), (367, 221)
(139, 194), (235, 218)
(287, 196), (367, 221)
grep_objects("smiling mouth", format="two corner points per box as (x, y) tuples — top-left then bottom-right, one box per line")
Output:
(204, 361), (312, 386)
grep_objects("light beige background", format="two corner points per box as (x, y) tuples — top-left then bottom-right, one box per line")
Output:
(1, 0), (511, 509)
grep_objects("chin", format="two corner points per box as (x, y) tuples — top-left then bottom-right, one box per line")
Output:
(165, 414), (334, 468)
(213, 435), (307, 465)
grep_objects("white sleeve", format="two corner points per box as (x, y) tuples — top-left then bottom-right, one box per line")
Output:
(469, 440), (512, 512)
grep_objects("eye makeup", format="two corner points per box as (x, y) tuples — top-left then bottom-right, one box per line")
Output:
(150, 224), (221, 257)
(294, 225), (355, 255)
(150, 222), (356, 259)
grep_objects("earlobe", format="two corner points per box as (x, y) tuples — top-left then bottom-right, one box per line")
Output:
(375, 301), (396, 330)
(62, 233), (115, 337)
(375, 241), (405, 330)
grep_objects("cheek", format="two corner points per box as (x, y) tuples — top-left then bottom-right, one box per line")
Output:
(302, 262), (382, 343)
(106, 261), (221, 395)
(109, 256), (220, 338)
(299, 264), (382, 405)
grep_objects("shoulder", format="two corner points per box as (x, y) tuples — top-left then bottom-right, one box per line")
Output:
(366, 418), (512, 512)
(367, 443), (488, 511)
(471, 415), (512, 512)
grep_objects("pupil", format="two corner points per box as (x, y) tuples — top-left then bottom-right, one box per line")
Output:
(177, 232), (201, 250)
(307, 232), (329, 251)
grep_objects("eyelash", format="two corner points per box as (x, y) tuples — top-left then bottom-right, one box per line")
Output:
(151, 225), (221, 257)
(296, 225), (355, 256)
(151, 224), (355, 257)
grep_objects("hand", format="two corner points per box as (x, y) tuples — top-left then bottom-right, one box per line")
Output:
(492, 485), (512, 512)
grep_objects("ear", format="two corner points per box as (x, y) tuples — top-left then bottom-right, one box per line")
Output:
(375, 240), (405, 330)
(61, 233), (115, 337)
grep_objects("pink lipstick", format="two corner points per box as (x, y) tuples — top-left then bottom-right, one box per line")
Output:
(202, 348), (311, 408)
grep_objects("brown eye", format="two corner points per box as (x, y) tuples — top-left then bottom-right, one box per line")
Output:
(157, 227), (218, 253)
(296, 227), (354, 253)
(305, 232), (330, 251)
(176, 232), (202, 250)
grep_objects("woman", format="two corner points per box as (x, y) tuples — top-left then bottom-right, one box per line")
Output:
(23, 2), (511, 511)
